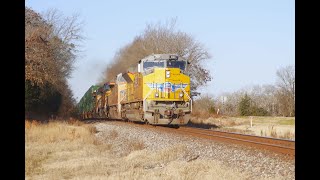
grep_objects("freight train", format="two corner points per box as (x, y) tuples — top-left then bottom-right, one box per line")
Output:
(77, 54), (192, 125)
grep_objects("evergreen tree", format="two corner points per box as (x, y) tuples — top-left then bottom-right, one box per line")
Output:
(238, 94), (251, 116)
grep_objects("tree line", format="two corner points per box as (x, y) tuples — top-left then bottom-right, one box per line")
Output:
(25, 7), (83, 120)
(194, 65), (295, 117)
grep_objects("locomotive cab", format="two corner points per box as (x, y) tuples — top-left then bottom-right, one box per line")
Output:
(140, 54), (188, 75)
(140, 54), (192, 125)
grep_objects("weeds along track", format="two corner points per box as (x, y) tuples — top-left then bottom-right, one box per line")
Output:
(82, 119), (295, 158)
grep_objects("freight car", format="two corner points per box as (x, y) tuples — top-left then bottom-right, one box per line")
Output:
(77, 54), (192, 125)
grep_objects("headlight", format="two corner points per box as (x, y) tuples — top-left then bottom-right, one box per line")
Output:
(155, 93), (159, 97)
(166, 70), (170, 78)
(179, 93), (184, 97)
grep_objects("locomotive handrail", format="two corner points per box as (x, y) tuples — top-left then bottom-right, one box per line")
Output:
(143, 89), (155, 111)
(181, 87), (192, 112)
(120, 93), (127, 103)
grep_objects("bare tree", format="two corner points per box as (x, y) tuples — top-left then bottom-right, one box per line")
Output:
(215, 91), (245, 116)
(102, 19), (212, 91)
(276, 65), (295, 116)
(246, 85), (278, 115)
(43, 8), (85, 81)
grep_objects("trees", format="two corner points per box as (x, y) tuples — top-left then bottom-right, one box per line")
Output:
(25, 7), (83, 90)
(43, 8), (84, 80)
(276, 65), (295, 116)
(214, 85), (275, 116)
(213, 65), (295, 117)
(238, 94), (251, 116)
(25, 7), (83, 119)
(193, 94), (216, 114)
(102, 19), (211, 91)
(237, 93), (269, 116)
(215, 92), (242, 116)
(25, 8), (57, 87)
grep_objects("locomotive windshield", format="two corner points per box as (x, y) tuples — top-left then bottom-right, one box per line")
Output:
(143, 61), (165, 71)
(143, 60), (187, 72)
(167, 60), (186, 71)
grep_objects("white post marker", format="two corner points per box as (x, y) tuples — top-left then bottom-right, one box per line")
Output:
(250, 116), (253, 128)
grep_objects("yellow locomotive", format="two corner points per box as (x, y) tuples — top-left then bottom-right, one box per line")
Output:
(78, 54), (192, 125)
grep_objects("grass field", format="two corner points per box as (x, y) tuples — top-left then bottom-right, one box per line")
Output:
(190, 116), (295, 140)
(25, 119), (254, 180)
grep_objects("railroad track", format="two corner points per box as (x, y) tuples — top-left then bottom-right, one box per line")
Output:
(83, 119), (295, 157)
(175, 127), (295, 157)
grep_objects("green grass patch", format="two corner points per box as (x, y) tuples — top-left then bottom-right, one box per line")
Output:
(278, 119), (295, 125)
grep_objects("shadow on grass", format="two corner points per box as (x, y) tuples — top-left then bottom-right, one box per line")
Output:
(185, 122), (220, 129)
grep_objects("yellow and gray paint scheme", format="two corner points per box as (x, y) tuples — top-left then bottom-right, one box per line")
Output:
(91, 54), (192, 126)
(139, 54), (191, 125)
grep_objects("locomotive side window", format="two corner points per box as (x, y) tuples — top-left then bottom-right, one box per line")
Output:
(103, 84), (110, 91)
(167, 60), (186, 71)
(116, 74), (126, 83)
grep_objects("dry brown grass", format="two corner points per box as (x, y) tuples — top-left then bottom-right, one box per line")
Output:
(66, 118), (84, 126)
(279, 130), (295, 140)
(25, 120), (104, 178)
(218, 127), (254, 135)
(258, 126), (295, 140)
(127, 140), (145, 152)
(26, 120), (283, 179)
(190, 116), (295, 140)
(25, 120), (40, 129)
(269, 125), (278, 138)
(191, 116), (247, 128)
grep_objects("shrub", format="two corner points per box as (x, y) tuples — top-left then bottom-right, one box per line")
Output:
(192, 95), (216, 118)
(238, 94), (269, 116)
(250, 106), (270, 116)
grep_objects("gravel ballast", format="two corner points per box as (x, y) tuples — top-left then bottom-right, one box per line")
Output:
(95, 121), (295, 179)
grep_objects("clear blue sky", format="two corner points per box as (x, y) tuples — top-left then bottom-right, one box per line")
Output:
(26, 0), (295, 102)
